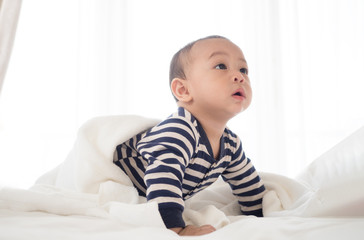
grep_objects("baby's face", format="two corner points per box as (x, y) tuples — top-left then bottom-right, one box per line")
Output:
(184, 38), (252, 121)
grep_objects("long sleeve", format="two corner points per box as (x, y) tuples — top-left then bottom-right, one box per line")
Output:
(136, 116), (197, 228)
(222, 136), (266, 217)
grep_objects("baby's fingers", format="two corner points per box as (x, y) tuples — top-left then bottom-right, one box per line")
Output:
(179, 224), (216, 236)
(199, 224), (216, 233)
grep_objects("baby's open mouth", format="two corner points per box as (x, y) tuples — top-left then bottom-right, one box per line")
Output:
(233, 89), (245, 98)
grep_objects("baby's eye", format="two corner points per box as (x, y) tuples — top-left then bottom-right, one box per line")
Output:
(215, 63), (227, 70)
(240, 68), (248, 75)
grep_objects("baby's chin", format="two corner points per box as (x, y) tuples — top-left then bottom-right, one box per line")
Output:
(228, 107), (247, 119)
(236, 104), (251, 115)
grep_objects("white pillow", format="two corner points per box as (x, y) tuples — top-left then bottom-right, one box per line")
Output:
(296, 125), (364, 216)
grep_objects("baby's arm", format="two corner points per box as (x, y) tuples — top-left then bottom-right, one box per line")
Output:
(222, 138), (266, 216)
(136, 117), (197, 229)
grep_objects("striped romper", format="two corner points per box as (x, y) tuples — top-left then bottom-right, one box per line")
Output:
(113, 107), (266, 228)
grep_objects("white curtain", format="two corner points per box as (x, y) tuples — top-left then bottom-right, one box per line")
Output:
(1, 0), (364, 188)
(0, 0), (22, 94)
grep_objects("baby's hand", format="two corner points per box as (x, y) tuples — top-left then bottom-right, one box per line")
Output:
(172, 224), (216, 236)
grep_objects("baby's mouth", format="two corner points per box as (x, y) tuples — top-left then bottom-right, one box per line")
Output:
(233, 88), (245, 98)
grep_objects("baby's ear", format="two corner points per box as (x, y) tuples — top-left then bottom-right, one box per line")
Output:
(171, 78), (192, 103)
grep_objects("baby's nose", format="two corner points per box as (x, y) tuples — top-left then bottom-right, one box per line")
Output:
(234, 72), (245, 82)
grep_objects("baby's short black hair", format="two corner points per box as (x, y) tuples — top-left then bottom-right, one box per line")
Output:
(169, 35), (227, 101)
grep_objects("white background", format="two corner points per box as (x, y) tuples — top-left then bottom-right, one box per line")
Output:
(1, 0), (363, 188)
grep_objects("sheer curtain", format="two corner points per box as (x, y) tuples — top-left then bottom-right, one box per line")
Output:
(1, 0), (363, 188)
(0, 0), (22, 94)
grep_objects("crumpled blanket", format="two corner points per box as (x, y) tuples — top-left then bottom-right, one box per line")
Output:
(1, 115), (363, 229)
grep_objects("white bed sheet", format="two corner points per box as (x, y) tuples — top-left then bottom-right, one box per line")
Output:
(1, 209), (363, 240)
(1, 115), (364, 239)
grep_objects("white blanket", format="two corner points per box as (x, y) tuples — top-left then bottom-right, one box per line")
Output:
(1, 115), (364, 237)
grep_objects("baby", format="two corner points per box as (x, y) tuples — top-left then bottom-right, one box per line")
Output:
(113, 35), (266, 236)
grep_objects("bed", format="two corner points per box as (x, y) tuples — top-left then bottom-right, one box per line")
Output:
(1, 115), (364, 239)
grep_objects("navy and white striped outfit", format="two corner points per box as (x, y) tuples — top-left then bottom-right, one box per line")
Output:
(113, 107), (266, 228)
